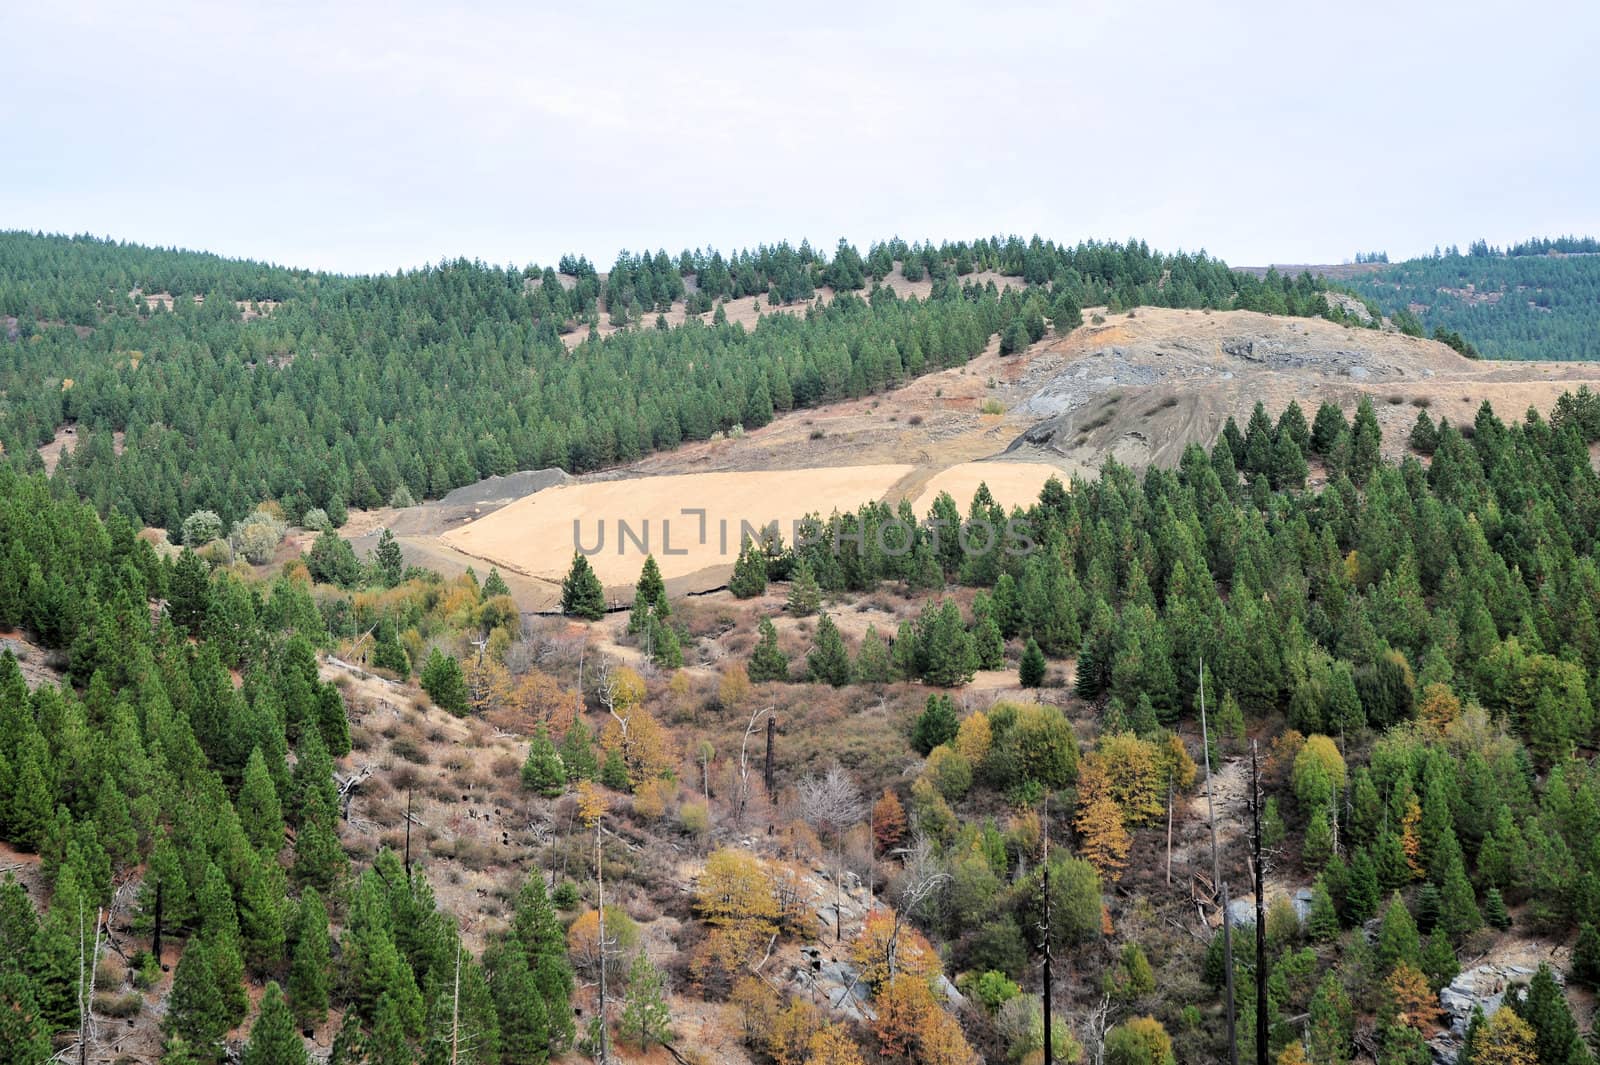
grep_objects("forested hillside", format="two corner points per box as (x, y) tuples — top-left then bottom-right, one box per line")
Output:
(0, 232), (1353, 533)
(1346, 241), (1600, 360)
(4, 381), (1600, 1063)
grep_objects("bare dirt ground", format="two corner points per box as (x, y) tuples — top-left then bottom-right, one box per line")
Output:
(38, 424), (126, 475)
(359, 306), (1600, 613)
(440, 465), (915, 595)
(909, 460), (1065, 514)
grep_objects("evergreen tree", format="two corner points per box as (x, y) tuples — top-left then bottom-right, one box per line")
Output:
(170, 549), (212, 635)
(912, 695), (960, 756)
(521, 726), (566, 797)
(374, 529), (404, 587)
(853, 624), (892, 684)
(620, 951), (672, 1050)
(0, 968), (51, 1065)
(919, 599), (976, 687)
(601, 748), (631, 791)
(559, 723), (599, 782)
(288, 887), (331, 1032)
(560, 553), (606, 620)
(746, 617), (789, 683)
(728, 536), (768, 598)
(490, 945), (550, 1064)
(786, 558), (821, 617)
(238, 747), (286, 854)
(243, 983), (309, 1065)
(806, 614), (852, 687)
(1508, 963), (1585, 1065)
(1019, 637), (1047, 688)
(1577, 923), (1600, 989)
(166, 937), (231, 1060)
(420, 649), (469, 716)
(974, 614), (1005, 670)
(482, 568), (510, 598)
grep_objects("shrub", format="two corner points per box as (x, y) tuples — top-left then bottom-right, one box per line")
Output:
(389, 484), (417, 508)
(182, 509), (224, 546)
(301, 506), (331, 531)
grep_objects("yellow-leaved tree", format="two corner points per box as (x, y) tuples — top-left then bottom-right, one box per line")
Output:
(692, 847), (782, 994)
(1075, 760), (1131, 881)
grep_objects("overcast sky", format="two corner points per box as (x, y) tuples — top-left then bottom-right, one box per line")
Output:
(9, 1), (1599, 274)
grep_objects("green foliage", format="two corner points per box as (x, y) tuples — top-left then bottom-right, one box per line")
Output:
(912, 694), (959, 756)
(243, 983), (309, 1065)
(305, 530), (361, 587)
(806, 614), (852, 687)
(560, 553), (606, 619)
(785, 558), (821, 617)
(420, 648), (468, 716)
(1348, 246), (1600, 360)
(746, 617), (789, 683)
(373, 529), (405, 587)
(620, 951), (673, 1050)
(558, 723), (598, 782)
(1019, 637), (1047, 688)
(853, 624), (892, 683)
(287, 887), (331, 1031)
(521, 726), (566, 797)
(729, 536), (768, 599)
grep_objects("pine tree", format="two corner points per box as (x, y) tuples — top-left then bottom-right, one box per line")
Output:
(167, 937), (231, 1059)
(240, 853), (288, 971)
(1421, 929), (1459, 994)
(0, 969), (51, 1065)
(912, 695), (959, 756)
(420, 649), (468, 715)
(522, 725), (566, 796)
(746, 618), (789, 683)
(620, 951), (673, 1050)
(786, 559), (821, 617)
(1574, 923), (1600, 988)
(243, 983), (309, 1065)
(920, 599), (976, 687)
(729, 536), (768, 598)
(1306, 971), (1352, 1065)
(1377, 892), (1421, 972)
(1307, 878), (1340, 942)
(483, 567), (510, 598)
(170, 548), (212, 635)
(853, 624), (892, 684)
(560, 553), (606, 619)
(288, 887), (331, 1032)
(559, 722), (599, 782)
(489, 946), (550, 1065)
(806, 614), (852, 687)
(374, 529), (404, 587)
(1438, 855), (1482, 941)
(368, 992), (412, 1065)
(238, 747), (285, 854)
(601, 748), (631, 791)
(973, 614), (1005, 671)
(1344, 848), (1380, 925)
(327, 1011), (368, 1065)
(1510, 963), (1584, 1065)
(1019, 637), (1047, 688)
(1478, 882), (1504, 927)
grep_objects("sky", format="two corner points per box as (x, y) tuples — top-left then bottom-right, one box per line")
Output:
(9, 0), (1600, 275)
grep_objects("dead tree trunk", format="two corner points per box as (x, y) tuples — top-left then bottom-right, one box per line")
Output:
(763, 716), (776, 803)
